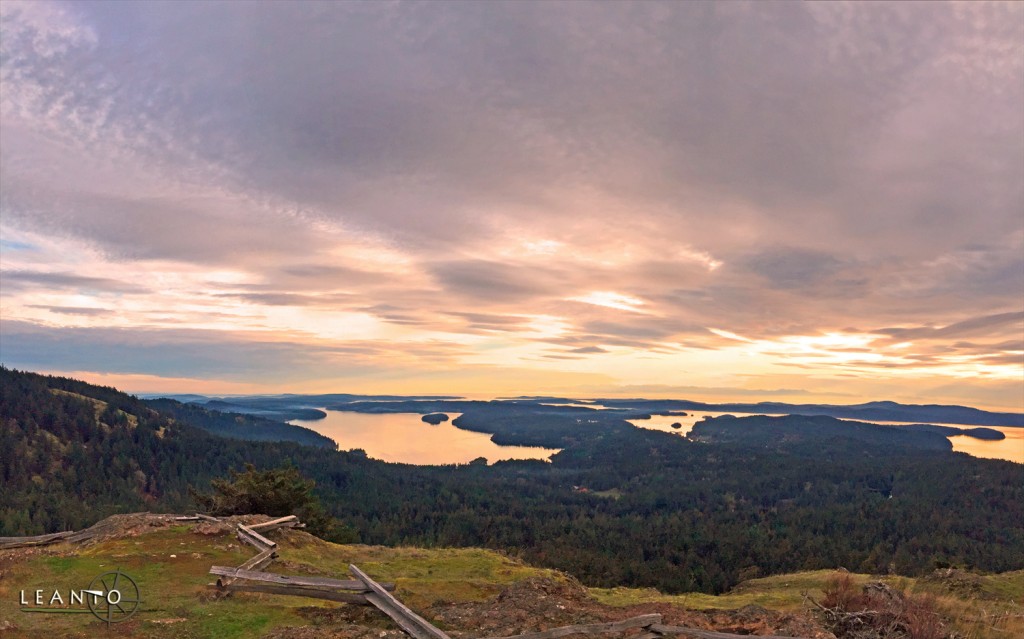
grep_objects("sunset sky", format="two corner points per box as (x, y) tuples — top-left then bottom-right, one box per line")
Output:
(1, 1), (1022, 410)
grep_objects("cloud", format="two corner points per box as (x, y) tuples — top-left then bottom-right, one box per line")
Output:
(876, 312), (1024, 342)
(1, 1), (1021, 408)
(26, 305), (113, 316)
(2, 270), (149, 294)
(429, 259), (564, 303)
(568, 346), (608, 355)
(741, 249), (846, 290)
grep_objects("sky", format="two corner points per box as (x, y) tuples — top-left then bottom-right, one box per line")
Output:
(1, 1), (1022, 410)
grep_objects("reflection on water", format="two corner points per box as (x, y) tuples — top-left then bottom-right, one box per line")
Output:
(947, 428), (1023, 464)
(622, 411), (729, 436)
(290, 410), (558, 465)
(539, 402), (614, 410)
(627, 411), (1023, 464)
(626, 411), (751, 436)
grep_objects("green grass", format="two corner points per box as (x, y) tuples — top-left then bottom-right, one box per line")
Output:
(2, 525), (1020, 638)
(274, 528), (562, 608)
(0, 524), (557, 638)
(591, 569), (857, 611)
(0, 527), (279, 638)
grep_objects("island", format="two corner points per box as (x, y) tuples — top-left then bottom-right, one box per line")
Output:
(421, 413), (450, 425)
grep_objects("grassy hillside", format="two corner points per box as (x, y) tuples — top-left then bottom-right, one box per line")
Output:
(0, 516), (562, 639)
(1, 519), (1020, 638)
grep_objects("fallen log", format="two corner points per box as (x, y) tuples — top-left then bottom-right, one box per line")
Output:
(483, 613), (662, 639)
(350, 564), (451, 639)
(209, 566), (394, 591)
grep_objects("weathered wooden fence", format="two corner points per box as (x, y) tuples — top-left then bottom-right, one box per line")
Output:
(0, 512), (216, 550)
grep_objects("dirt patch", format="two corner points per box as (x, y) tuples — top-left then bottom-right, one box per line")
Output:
(425, 576), (834, 638)
(274, 575), (833, 637)
(428, 576), (603, 636)
(276, 560), (329, 575)
(923, 568), (987, 598)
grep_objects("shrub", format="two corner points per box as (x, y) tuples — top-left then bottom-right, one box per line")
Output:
(822, 572), (865, 611)
(190, 463), (357, 543)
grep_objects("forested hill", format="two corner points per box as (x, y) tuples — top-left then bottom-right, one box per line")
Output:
(2, 367), (1022, 595)
(688, 414), (955, 453)
(144, 397), (335, 448)
(0, 367), (320, 531)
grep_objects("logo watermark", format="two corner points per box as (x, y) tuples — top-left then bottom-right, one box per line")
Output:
(19, 569), (141, 624)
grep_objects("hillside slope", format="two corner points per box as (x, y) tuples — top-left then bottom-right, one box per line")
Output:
(1, 516), (1020, 638)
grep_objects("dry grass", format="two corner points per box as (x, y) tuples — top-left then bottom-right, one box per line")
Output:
(594, 569), (1024, 639)
(815, 571), (1023, 639)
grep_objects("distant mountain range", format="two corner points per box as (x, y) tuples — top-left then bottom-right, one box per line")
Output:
(595, 399), (1024, 427)
(147, 392), (1024, 427)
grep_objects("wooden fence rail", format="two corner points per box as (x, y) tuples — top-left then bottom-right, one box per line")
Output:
(0, 531), (75, 550)
(210, 565), (394, 592)
(173, 513), (221, 523)
(248, 515), (301, 532)
(237, 523), (278, 550)
(350, 564), (452, 639)
(208, 582), (370, 604)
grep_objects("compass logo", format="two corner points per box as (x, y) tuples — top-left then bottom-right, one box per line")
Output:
(19, 569), (142, 624)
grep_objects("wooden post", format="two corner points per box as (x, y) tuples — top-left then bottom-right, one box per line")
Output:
(350, 564), (451, 639)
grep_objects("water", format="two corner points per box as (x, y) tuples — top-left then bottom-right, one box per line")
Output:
(626, 411), (767, 436)
(291, 404), (1021, 465)
(540, 402), (614, 410)
(290, 410), (558, 465)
